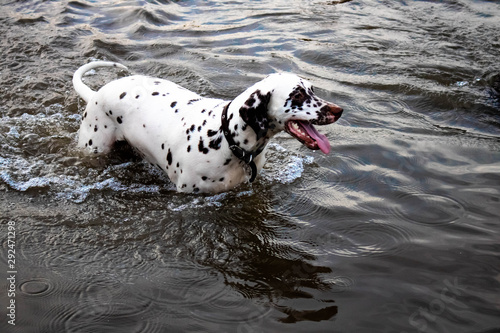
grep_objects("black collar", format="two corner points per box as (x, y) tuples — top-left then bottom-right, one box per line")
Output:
(221, 102), (265, 183)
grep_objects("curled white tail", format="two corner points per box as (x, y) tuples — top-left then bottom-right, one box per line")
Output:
(73, 61), (128, 103)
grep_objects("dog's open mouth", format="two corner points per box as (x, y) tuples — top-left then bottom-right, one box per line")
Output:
(285, 120), (331, 154)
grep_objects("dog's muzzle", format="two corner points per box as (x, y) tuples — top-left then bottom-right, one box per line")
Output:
(285, 103), (343, 154)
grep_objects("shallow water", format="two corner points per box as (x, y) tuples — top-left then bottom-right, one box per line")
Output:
(1, 0), (500, 332)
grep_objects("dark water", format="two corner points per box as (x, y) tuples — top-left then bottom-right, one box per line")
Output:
(1, 0), (500, 332)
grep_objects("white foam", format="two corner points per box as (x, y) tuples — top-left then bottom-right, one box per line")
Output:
(262, 143), (314, 185)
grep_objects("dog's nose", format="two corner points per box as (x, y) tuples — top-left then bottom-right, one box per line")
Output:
(328, 103), (343, 120)
(320, 103), (343, 122)
(334, 109), (343, 121)
(330, 104), (343, 114)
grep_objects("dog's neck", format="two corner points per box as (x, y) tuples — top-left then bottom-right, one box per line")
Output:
(219, 80), (284, 182)
(223, 101), (274, 156)
(225, 84), (279, 148)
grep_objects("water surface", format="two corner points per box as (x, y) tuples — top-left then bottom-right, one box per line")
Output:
(1, 0), (500, 332)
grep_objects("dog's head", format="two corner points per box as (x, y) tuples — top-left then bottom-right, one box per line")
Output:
(238, 73), (343, 154)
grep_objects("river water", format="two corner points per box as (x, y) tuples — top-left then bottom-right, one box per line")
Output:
(1, 0), (499, 332)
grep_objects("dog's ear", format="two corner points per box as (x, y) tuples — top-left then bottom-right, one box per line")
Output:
(239, 89), (272, 140)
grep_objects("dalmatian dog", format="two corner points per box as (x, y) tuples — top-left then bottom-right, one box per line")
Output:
(73, 61), (343, 193)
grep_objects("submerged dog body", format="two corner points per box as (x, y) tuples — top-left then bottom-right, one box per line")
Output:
(73, 61), (343, 193)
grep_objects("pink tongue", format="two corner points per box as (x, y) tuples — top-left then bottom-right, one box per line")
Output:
(301, 122), (331, 154)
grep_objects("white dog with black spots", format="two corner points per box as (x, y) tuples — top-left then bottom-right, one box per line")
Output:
(73, 61), (343, 193)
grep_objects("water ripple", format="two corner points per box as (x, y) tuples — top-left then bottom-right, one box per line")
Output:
(393, 193), (466, 226)
(63, 305), (155, 333)
(19, 278), (52, 297)
(136, 262), (228, 307)
(25, 276), (88, 332)
(323, 276), (355, 293)
(32, 273), (159, 333)
(365, 98), (409, 115)
(319, 152), (373, 186)
(190, 288), (272, 325)
(313, 221), (414, 257)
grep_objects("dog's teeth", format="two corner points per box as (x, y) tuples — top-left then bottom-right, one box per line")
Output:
(291, 122), (306, 136)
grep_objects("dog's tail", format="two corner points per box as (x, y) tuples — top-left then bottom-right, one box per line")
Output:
(73, 61), (128, 103)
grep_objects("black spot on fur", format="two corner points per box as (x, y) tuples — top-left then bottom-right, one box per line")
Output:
(219, 177), (225, 182)
(136, 95), (140, 99)
(202, 176), (208, 181)
(120, 92), (127, 99)
(88, 139), (93, 146)
(320, 105), (331, 113)
(171, 101), (177, 108)
(152, 92), (159, 96)
(94, 125), (98, 132)
(109, 110), (113, 115)
(117, 116), (123, 124)
(95, 101), (98, 105)
(209, 135), (222, 150)
(187, 145), (191, 152)
(198, 137), (209, 154)
(161, 143), (165, 150)
(83, 112), (87, 119)
(245, 96), (256, 107)
(286, 86), (312, 108)
(190, 125), (196, 132)
(224, 158), (232, 165)
(188, 99), (201, 105)
(167, 149), (172, 165)
(207, 129), (218, 137)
